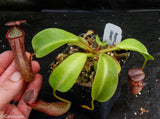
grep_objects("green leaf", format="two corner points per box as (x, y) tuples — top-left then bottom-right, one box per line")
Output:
(92, 54), (118, 102)
(32, 28), (79, 58)
(49, 53), (88, 92)
(68, 37), (91, 51)
(116, 38), (154, 61)
(96, 35), (107, 46)
(111, 56), (121, 73)
(94, 61), (97, 71)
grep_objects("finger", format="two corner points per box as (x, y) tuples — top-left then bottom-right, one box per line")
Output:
(0, 61), (16, 84)
(0, 60), (40, 84)
(0, 72), (24, 110)
(4, 104), (25, 118)
(0, 51), (13, 75)
(13, 82), (28, 102)
(18, 74), (43, 118)
(12, 60), (40, 101)
(31, 61), (41, 74)
(0, 51), (40, 83)
(0, 60), (41, 103)
(0, 51), (32, 76)
(12, 61), (41, 101)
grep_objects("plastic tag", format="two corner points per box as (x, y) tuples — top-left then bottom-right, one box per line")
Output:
(103, 23), (122, 46)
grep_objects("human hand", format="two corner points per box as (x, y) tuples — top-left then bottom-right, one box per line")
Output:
(0, 51), (43, 119)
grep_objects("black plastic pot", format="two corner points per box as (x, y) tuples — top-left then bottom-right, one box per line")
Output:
(58, 83), (120, 119)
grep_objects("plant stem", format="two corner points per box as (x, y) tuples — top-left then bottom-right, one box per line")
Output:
(95, 45), (100, 51)
(53, 90), (71, 104)
(81, 40), (95, 52)
(77, 37), (101, 55)
(141, 59), (147, 70)
(81, 99), (94, 110)
(99, 47), (117, 53)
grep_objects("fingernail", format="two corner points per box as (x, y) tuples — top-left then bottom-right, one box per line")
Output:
(10, 72), (21, 82)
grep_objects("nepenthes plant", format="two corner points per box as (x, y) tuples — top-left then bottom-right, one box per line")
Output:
(31, 27), (154, 110)
(5, 20), (154, 116)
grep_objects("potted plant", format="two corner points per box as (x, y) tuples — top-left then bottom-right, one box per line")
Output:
(5, 20), (154, 118)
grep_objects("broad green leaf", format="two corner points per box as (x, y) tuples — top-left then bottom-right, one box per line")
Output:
(116, 38), (154, 61)
(68, 37), (91, 51)
(100, 38), (154, 61)
(111, 56), (121, 73)
(49, 53), (88, 92)
(96, 35), (107, 46)
(32, 28), (79, 58)
(92, 54), (118, 102)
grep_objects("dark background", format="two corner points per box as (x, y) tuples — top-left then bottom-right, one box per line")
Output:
(0, 0), (160, 11)
(0, 0), (160, 119)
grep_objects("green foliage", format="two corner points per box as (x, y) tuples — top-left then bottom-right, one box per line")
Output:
(111, 56), (121, 73)
(32, 28), (79, 58)
(115, 38), (154, 61)
(68, 37), (91, 51)
(32, 28), (154, 109)
(92, 54), (118, 102)
(100, 38), (154, 61)
(95, 35), (107, 46)
(94, 61), (97, 71)
(49, 53), (88, 92)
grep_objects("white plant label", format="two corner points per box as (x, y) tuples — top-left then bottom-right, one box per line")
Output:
(103, 23), (122, 46)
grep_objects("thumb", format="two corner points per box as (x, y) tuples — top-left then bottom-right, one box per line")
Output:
(0, 72), (24, 109)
